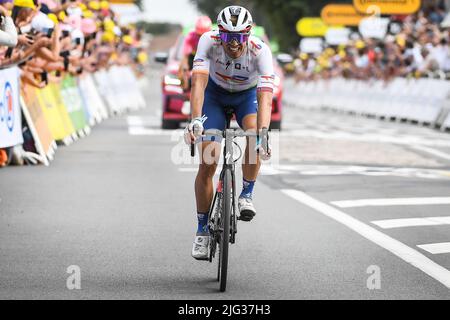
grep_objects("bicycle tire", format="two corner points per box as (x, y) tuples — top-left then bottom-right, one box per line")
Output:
(209, 191), (219, 263)
(219, 168), (232, 292)
(217, 245), (221, 281)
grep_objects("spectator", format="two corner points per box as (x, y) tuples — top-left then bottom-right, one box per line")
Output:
(293, 3), (450, 82)
(178, 15), (212, 91)
(0, 5), (18, 47)
(0, 0), (149, 84)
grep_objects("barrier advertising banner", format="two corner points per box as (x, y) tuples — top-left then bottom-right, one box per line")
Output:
(353, 0), (421, 15)
(60, 76), (88, 132)
(48, 83), (76, 138)
(0, 67), (23, 148)
(21, 85), (54, 161)
(78, 74), (109, 123)
(37, 85), (72, 141)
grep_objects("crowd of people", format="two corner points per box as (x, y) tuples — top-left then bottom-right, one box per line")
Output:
(293, 4), (450, 82)
(0, 0), (150, 167)
(0, 0), (149, 87)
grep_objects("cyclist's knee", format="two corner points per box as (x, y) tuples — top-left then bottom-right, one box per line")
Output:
(198, 163), (217, 179)
(241, 114), (257, 131)
(199, 141), (220, 165)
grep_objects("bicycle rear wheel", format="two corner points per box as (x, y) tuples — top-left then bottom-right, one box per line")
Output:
(217, 246), (221, 281)
(218, 168), (232, 292)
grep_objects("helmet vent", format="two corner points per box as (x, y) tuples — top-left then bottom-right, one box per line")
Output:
(221, 11), (226, 24)
(243, 12), (248, 26)
(230, 15), (238, 27)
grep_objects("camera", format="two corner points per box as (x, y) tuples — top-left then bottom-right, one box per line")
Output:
(46, 28), (54, 38)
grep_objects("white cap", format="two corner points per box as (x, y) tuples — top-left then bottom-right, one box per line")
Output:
(71, 28), (85, 45)
(31, 12), (54, 33)
(67, 6), (83, 17)
(113, 26), (122, 36)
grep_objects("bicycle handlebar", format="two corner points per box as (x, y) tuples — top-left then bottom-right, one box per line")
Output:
(190, 129), (264, 158)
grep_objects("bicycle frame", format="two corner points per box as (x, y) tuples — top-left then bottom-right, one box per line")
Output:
(190, 108), (258, 291)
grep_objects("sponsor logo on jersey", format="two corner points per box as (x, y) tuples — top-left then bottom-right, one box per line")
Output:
(261, 75), (275, 81)
(250, 40), (262, 50)
(215, 59), (227, 66)
(193, 59), (205, 68)
(215, 72), (249, 83)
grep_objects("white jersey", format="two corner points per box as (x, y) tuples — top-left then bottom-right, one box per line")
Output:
(192, 30), (275, 93)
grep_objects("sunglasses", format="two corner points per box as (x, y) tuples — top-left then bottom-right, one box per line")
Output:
(219, 32), (249, 44)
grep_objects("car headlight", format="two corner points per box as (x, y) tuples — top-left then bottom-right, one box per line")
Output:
(164, 74), (182, 86)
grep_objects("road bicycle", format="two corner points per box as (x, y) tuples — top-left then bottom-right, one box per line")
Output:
(191, 107), (268, 292)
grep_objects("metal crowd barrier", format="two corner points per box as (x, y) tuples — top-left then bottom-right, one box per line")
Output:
(284, 77), (450, 130)
(0, 65), (147, 166)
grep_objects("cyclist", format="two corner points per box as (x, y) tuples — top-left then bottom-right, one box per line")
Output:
(178, 15), (212, 91)
(183, 6), (274, 260)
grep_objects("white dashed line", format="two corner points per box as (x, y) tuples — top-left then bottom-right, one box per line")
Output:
(331, 197), (450, 208)
(412, 145), (450, 161)
(281, 189), (450, 288)
(372, 217), (450, 229)
(281, 129), (450, 148)
(128, 127), (175, 136)
(262, 164), (450, 180)
(418, 243), (450, 255)
(127, 116), (178, 136)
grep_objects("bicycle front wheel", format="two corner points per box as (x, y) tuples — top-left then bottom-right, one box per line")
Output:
(218, 168), (232, 292)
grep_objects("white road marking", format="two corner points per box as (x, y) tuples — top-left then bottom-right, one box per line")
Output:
(412, 145), (450, 161)
(260, 164), (450, 180)
(127, 116), (144, 126)
(331, 197), (450, 208)
(127, 116), (175, 136)
(281, 129), (450, 148)
(128, 127), (175, 136)
(281, 189), (450, 288)
(178, 164), (450, 180)
(418, 243), (450, 255)
(372, 217), (450, 229)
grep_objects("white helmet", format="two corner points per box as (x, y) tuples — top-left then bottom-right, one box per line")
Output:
(217, 6), (253, 33)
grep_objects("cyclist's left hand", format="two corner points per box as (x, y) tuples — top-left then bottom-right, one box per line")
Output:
(184, 116), (207, 145)
(256, 128), (271, 161)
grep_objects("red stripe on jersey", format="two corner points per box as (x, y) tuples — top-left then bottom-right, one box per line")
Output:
(257, 87), (274, 93)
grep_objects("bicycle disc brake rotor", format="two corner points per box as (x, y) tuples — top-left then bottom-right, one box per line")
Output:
(209, 193), (223, 260)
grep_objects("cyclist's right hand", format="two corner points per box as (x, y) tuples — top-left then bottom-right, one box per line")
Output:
(184, 116), (207, 145)
(256, 128), (271, 161)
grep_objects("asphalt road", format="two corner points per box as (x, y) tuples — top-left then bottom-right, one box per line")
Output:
(1, 72), (450, 299)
